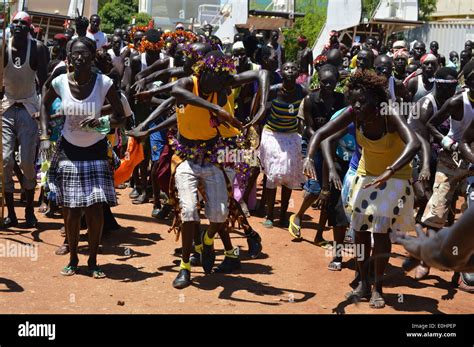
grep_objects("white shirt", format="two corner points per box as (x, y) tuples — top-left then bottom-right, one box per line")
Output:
(86, 30), (108, 50)
(52, 73), (113, 147)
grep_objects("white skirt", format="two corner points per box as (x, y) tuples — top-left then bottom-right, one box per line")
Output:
(258, 128), (305, 189)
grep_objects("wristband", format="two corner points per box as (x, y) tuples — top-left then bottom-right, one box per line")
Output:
(441, 136), (456, 151)
(40, 135), (50, 141)
(94, 116), (111, 134)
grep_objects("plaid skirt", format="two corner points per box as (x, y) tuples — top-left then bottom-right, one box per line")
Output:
(47, 140), (117, 208)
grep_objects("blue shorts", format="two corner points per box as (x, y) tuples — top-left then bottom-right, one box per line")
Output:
(148, 120), (167, 162)
(302, 138), (324, 195)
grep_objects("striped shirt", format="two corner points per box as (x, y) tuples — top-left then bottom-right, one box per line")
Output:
(265, 84), (304, 133)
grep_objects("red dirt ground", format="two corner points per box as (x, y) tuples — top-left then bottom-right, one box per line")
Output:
(0, 179), (472, 314)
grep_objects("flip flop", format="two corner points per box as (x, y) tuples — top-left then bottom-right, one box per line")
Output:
(261, 219), (273, 229)
(327, 261), (342, 271)
(60, 265), (78, 276)
(315, 240), (333, 250)
(288, 214), (302, 239)
(369, 292), (386, 309)
(90, 267), (106, 279)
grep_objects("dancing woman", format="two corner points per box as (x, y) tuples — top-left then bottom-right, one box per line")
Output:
(250, 61), (307, 228)
(304, 70), (420, 308)
(40, 37), (126, 278)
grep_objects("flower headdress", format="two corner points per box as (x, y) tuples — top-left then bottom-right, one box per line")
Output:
(161, 30), (198, 53)
(182, 43), (205, 62)
(129, 25), (148, 41)
(138, 38), (163, 53)
(192, 54), (236, 77)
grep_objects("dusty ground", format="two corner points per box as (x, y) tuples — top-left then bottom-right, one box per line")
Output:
(0, 179), (472, 314)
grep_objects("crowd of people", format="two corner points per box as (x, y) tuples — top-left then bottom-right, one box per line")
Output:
(1, 10), (473, 306)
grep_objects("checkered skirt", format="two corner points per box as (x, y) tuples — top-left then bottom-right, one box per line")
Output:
(47, 140), (117, 208)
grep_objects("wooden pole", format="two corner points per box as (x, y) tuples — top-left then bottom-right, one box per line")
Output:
(0, 0), (7, 225)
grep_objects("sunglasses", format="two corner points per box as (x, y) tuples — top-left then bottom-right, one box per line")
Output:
(12, 19), (29, 26)
(70, 52), (92, 59)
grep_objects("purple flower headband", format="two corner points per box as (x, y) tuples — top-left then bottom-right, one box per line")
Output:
(193, 54), (236, 77)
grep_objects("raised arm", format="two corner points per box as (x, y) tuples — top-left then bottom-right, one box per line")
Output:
(135, 57), (170, 81)
(134, 96), (176, 131)
(133, 66), (186, 93)
(232, 69), (270, 126)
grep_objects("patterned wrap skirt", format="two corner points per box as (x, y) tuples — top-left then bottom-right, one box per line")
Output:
(345, 174), (415, 234)
(47, 140), (117, 208)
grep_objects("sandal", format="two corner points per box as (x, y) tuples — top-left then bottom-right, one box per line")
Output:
(288, 214), (302, 239)
(55, 244), (69, 256)
(90, 267), (106, 279)
(328, 261), (342, 271)
(414, 264), (430, 280)
(369, 291), (386, 309)
(155, 205), (172, 219)
(37, 204), (48, 213)
(345, 286), (371, 301)
(60, 265), (78, 276)
(261, 219), (273, 229)
(315, 240), (333, 250)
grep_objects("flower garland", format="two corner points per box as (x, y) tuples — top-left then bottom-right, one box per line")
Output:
(192, 54), (236, 77)
(129, 25), (148, 41)
(138, 39), (163, 53)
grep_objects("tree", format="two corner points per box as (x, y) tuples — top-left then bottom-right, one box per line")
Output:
(133, 12), (153, 27)
(98, 0), (138, 33)
(418, 0), (437, 21)
(283, 0), (327, 61)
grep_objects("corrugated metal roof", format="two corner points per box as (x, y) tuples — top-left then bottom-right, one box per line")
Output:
(405, 21), (474, 56)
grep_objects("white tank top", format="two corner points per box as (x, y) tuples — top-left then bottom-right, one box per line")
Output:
(407, 93), (438, 125)
(447, 91), (474, 142)
(140, 53), (148, 71)
(413, 74), (435, 103)
(51, 73), (114, 147)
(388, 76), (396, 101)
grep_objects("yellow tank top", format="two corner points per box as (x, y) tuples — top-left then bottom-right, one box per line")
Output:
(356, 125), (412, 180)
(176, 76), (240, 140)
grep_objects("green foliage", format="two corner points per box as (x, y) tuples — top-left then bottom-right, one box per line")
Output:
(98, 0), (138, 33)
(133, 12), (153, 27)
(418, 0), (437, 21)
(283, 1), (327, 61)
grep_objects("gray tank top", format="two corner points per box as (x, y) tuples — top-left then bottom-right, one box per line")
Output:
(4, 38), (37, 101)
